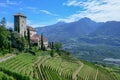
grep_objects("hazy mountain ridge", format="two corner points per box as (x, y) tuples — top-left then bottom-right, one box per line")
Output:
(90, 21), (120, 36)
(36, 17), (101, 41)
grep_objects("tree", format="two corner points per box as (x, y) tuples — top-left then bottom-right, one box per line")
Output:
(0, 17), (6, 27)
(50, 49), (54, 57)
(50, 42), (54, 57)
(54, 42), (62, 52)
(11, 32), (27, 52)
(41, 33), (44, 50)
(48, 42), (54, 49)
(51, 42), (54, 49)
(27, 29), (30, 49)
(0, 26), (10, 50)
(8, 27), (13, 53)
(17, 37), (27, 51)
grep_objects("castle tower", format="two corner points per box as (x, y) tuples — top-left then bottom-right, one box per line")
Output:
(14, 13), (27, 37)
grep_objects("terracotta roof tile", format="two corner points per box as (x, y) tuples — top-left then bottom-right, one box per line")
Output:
(31, 34), (39, 40)
(31, 34), (48, 42)
(27, 26), (36, 31)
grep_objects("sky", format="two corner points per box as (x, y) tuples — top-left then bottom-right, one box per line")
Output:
(0, 0), (120, 28)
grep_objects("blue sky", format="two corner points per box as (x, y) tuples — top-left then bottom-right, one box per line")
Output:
(0, 0), (120, 28)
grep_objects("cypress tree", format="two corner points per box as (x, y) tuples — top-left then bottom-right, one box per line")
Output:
(50, 42), (54, 57)
(27, 29), (30, 49)
(51, 42), (54, 49)
(41, 33), (44, 50)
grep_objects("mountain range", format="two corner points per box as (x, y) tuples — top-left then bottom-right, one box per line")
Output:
(36, 17), (100, 41)
(36, 17), (120, 63)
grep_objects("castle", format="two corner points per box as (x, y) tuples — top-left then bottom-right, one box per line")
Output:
(14, 13), (48, 48)
(14, 13), (27, 37)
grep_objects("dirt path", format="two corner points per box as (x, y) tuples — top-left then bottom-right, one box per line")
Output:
(72, 62), (84, 80)
(95, 68), (98, 80)
(0, 54), (16, 63)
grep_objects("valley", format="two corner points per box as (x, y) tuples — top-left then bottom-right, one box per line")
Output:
(36, 18), (120, 65)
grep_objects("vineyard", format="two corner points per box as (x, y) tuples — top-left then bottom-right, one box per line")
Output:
(0, 52), (119, 80)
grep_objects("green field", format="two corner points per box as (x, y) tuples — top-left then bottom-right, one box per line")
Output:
(0, 52), (119, 80)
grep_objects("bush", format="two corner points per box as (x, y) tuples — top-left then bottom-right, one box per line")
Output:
(50, 49), (55, 57)
(29, 50), (36, 55)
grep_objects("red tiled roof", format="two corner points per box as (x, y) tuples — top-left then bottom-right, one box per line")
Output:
(27, 26), (36, 31)
(31, 34), (48, 42)
(27, 26), (48, 42)
(31, 34), (39, 41)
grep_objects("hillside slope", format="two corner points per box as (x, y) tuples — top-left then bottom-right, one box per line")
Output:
(0, 52), (118, 80)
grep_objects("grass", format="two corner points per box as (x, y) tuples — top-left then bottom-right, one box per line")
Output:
(0, 71), (15, 80)
(0, 51), (118, 80)
(77, 65), (97, 80)
(114, 72), (120, 80)
(0, 53), (35, 79)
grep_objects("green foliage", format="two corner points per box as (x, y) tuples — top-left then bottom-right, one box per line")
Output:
(49, 42), (68, 56)
(41, 33), (44, 50)
(0, 17), (6, 27)
(51, 42), (54, 49)
(0, 51), (117, 80)
(0, 26), (11, 50)
(43, 45), (47, 51)
(11, 32), (27, 51)
(54, 42), (62, 52)
(0, 71), (14, 80)
(0, 53), (35, 79)
(60, 50), (70, 56)
(0, 67), (30, 80)
(50, 49), (54, 57)
(27, 29), (30, 49)
(0, 25), (28, 54)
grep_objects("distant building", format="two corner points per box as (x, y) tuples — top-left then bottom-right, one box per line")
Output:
(14, 13), (48, 48)
(27, 26), (48, 48)
(14, 13), (27, 37)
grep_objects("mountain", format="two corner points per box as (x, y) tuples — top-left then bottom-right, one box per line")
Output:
(90, 21), (120, 36)
(36, 18), (120, 63)
(36, 17), (100, 41)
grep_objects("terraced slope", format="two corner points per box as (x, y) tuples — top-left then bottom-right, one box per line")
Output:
(0, 71), (15, 80)
(0, 53), (118, 80)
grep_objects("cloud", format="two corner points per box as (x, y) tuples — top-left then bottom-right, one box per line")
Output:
(0, 0), (21, 7)
(39, 10), (58, 16)
(40, 10), (53, 15)
(30, 24), (46, 28)
(60, 0), (120, 22)
(26, 7), (58, 16)
(63, 0), (83, 6)
(0, 3), (8, 7)
(6, 0), (17, 5)
(26, 7), (37, 11)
